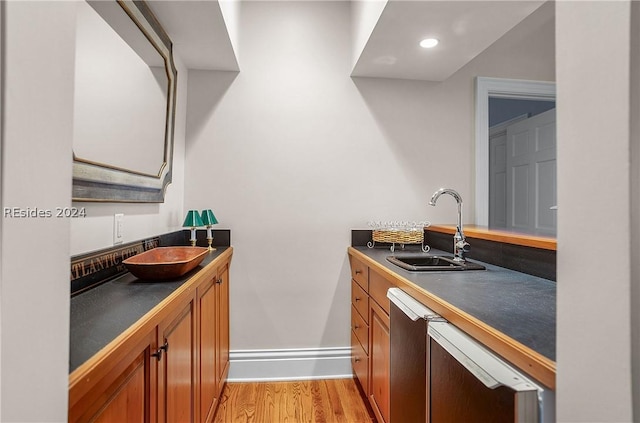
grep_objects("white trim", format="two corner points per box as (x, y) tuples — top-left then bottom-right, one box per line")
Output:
(475, 77), (556, 226)
(227, 347), (353, 382)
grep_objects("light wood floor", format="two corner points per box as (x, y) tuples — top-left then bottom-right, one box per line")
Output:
(213, 379), (375, 423)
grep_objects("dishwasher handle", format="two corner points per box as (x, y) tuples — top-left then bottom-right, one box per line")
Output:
(428, 321), (542, 393)
(387, 288), (442, 322)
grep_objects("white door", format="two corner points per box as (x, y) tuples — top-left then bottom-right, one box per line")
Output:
(505, 108), (557, 236)
(488, 115), (528, 229)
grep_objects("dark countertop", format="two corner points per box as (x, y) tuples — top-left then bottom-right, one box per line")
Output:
(352, 246), (556, 362)
(69, 247), (229, 373)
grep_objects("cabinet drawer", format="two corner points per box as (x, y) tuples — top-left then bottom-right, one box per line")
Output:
(370, 269), (394, 314)
(351, 279), (369, 323)
(349, 255), (368, 291)
(351, 305), (369, 354)
(351, 330), (369, 395)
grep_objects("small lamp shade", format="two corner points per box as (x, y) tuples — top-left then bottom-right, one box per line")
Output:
(201, 209), (218, 226)
(183, 210), (204, 228)
(183, 210), (204, 246)
(201, 209), (218, 250)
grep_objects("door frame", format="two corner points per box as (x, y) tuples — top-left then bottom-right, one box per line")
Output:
(474, 77), (556, 226)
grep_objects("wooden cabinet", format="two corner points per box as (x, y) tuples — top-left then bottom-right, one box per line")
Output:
(349, 253), (394, 423)
(351, 279), (369, 323)
(69, 330), (157, 423)
(69, 249), (233, 423)
(158, 301), (195, 423)
(197, 261), (230, 423)
(215, 262), (230, 396)
(349, 255), (369, 396)
(198, 276), (218, 422)
(369, 269), (393, 314)
(369, 300), (390, 423)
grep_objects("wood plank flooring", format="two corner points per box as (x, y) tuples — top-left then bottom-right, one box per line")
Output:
(213, 379), (376, 423)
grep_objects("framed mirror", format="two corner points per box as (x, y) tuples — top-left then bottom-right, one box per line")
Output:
(72, 0), (177, 202)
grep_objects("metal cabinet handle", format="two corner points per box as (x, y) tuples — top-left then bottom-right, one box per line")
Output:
(354, 357), (361, 363)
(355, 297), (361, 302)
(151, 341), (169, 360)
(216, 278), (223, 284)
(354, 324), (360, 330)
(355, 269), (362, 275)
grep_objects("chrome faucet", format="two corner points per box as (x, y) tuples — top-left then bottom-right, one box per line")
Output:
(429, 188), (470, 262)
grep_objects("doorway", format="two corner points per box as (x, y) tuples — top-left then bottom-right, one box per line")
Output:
(475, 77), (556, 234)
(488, 100), (556, 236)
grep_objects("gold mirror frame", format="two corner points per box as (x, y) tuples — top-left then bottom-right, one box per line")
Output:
(72, 0), (177, 203)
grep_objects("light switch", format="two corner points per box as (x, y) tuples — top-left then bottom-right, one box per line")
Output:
(114, 213), (124, 244)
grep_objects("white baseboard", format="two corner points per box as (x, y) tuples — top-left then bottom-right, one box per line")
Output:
(227, 347), (353, 382)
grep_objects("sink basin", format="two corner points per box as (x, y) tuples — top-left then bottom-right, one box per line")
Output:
(386, 255), (485, 272)
(123, 246), (209, 280)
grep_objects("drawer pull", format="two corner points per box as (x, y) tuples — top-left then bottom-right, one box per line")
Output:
(354, 324), (360, 330)
(355, 297), (361, 302)
(216, 278), (223, 284)
(354, 357), (361, 363)
(151, 341), (169, 360)
(355, 269), (363, 275)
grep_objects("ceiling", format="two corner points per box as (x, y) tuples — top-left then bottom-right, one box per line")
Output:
(352, 0), (546, 81)
(147, 1), (545, 81)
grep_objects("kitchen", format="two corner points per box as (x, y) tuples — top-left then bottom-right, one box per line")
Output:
(1, 0), (638, 422)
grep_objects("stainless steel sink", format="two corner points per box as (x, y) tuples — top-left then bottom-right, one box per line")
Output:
(386, 255), (485, 271)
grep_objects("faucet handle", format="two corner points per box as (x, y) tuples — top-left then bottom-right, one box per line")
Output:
(456, 240), (471, 253)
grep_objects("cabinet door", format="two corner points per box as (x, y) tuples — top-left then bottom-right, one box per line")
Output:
(369, 300), (390, 423)
(198, 276), (218, 422)
(69, 330), (157, 423)
(351, 329), (369, 396)
(349, 255), (368, 291)
(158, 301), (195, 423)
(215, 263), (230, 393)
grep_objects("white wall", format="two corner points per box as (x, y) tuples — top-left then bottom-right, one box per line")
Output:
(1, 2), (75, 421)
(0, 2), (193, 421)
(556, 1), (634, 421)
(631, 2), (640, 419)
(184, 1), (555, 354)
(185, 1), (438, 352)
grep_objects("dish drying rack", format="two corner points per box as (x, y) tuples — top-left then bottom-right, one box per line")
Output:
(367, 221), (431, 253)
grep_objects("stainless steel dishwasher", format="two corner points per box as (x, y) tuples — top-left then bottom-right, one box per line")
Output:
(427, 320), (555, 422)
(387, 287), (443, 423)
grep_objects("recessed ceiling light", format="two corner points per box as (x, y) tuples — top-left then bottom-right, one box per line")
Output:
(420, 38), (439, 49)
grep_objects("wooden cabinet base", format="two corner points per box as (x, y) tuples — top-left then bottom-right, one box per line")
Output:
(69, 330), (157, 423)
(349, 251), (393, 423)
(158, 301), (195, 423)
(369, 300), (390, 423)
(69, 248), (233, 423)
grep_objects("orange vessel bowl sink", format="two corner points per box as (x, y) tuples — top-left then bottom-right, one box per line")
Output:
(123, 246), (209, 281)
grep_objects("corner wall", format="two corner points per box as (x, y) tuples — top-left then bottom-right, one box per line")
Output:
(1, 2), (75, 420)
(556, 1), (633, 421)
(631, 2), (640, 418)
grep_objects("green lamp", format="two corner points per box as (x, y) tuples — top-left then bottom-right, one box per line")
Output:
(201, 209), (219, 251)
(183, 210), (204, 246)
